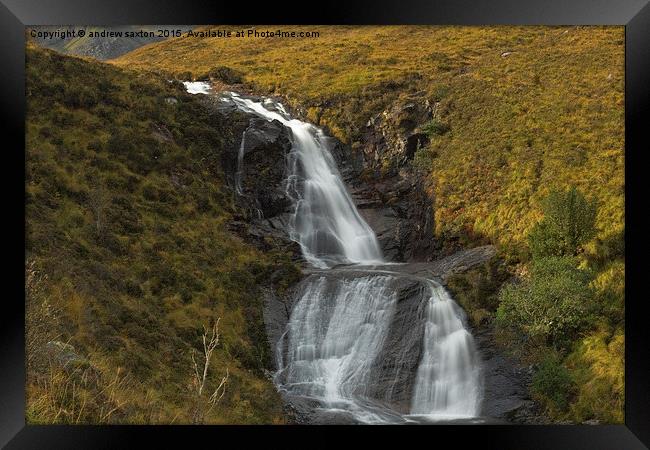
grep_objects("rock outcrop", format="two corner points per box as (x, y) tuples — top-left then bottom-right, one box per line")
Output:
(349, 170), (436, 262)
(204, 93), (301, 258)
(343, 95), (442, 261)
(362, 95), (435, 174)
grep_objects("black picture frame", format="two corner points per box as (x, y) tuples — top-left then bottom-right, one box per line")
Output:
(2, 0), (648, 448)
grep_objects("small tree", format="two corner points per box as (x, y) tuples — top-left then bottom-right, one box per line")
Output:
(189, 319), (229, 424)
(528, 186), (597, 258)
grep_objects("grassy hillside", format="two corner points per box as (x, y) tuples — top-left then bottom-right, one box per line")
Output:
(114, 26), (624, 423)
(25, 45), (295, 424)
(114, 25), (624, 256)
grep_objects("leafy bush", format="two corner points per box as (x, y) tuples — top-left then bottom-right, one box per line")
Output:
(496, 256), (594, 348)
(528, 187), (597, 258)
(532, 353), (575, 413)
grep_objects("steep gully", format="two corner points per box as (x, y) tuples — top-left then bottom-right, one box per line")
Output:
(184, 81), (541, 424)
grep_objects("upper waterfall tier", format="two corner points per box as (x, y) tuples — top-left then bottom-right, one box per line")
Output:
(223, 92), (384, 269)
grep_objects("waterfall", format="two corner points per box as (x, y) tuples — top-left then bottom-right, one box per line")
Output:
(234, 130), (246, 195)
(277, 275), (399, 422)
(226, 92), (383, 269)
(195, 84), (483, 424)
(410, 283), (482, 419)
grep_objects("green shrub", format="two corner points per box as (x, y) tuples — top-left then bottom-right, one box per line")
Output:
(532, 353), (575, 413)
(496, 256), (594, 349)
(422, 118), (450, 137)
(528, 187), (597, 258)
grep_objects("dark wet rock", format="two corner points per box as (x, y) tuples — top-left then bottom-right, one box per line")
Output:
(365, 277), (429, 412)
(231, 116), (293, 218)
(396, 245), (497, 282)
(279, 394), (361, 425)
(203, 93), (302, 260)
(352, 170), (436, 262)
(472, 326), (547, 423)
(261, 287), (294, 371)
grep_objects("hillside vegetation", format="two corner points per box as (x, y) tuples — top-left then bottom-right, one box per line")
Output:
(114, 26), (624, 423)
(114, 25), (624, 255)
(26, 45), (295, 424)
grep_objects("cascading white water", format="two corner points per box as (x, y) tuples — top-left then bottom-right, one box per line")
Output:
(278, 275), (400, 423)
(410, 283), (482, 419)
(225, 92), (383, 269)
(187, 84), (483, 423)
(234, 130), (246, 195)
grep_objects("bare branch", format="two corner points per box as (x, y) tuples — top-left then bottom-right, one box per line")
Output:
(188, 318), (228, 424)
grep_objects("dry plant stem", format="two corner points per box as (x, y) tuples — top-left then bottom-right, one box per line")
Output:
(190, 318), (229, 423)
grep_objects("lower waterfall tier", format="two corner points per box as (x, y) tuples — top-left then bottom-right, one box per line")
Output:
(274, 269), (483, 424)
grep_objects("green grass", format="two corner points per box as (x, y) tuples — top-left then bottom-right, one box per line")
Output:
(25, 45), (294, 424)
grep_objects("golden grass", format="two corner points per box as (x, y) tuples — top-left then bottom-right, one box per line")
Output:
(114, 26), (624, 252)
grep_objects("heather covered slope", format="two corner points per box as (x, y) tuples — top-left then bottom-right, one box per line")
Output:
(25, 45), (295, 424)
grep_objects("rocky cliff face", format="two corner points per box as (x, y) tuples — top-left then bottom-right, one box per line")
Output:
(361, 94), (436, 175)
(347, 95), (441, 262)
(205, 94), (301, 258)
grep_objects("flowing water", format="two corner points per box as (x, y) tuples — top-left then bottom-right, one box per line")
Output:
(225, 92), (383, 269)
(187, 83), (483, 423)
